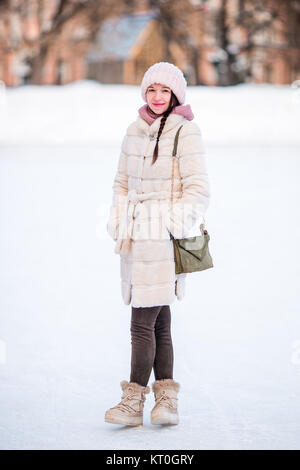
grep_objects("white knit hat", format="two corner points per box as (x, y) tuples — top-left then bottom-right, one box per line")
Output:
(141, 61), (187, 105)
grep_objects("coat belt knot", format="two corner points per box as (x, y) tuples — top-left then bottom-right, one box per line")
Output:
(114, 189), (171, 255)
(127, 188), (169, 205)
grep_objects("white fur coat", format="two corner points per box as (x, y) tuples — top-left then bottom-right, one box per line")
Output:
(107, 113), (210, 308)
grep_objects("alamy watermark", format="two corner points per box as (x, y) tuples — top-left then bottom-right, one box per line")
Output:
(97, 197), (205, 242)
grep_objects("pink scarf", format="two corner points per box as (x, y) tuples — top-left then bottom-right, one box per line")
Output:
(138, 103), (194, 125)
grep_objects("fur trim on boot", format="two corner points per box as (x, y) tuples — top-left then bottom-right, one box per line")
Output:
(105, 380), (150, 426)
(151, 378), (180, 425)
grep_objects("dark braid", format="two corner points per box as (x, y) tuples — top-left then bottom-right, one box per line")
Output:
(151, 91), (180, 165)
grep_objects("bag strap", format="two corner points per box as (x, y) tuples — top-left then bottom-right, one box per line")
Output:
(172, 125), (183, 156)
(170, 124), (206, 235)
(170, 125), (184, 221)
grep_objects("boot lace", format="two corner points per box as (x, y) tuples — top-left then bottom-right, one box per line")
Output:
(153, 389), (178, 411)
(114, 387), (146, 414)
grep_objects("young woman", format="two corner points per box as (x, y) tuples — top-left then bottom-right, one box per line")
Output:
(105, 62), (210, 426)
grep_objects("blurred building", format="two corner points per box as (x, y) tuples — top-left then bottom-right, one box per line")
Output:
(87, 0), (300, 86)
(86, 10), (165, 85)
(224, 0), (300, 85)
(0, 0), (299, 87)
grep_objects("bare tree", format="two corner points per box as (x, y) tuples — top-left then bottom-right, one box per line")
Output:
(235, 0), (300, 81)
(149, 0), (200, 82)
(1, 0), (136, 84)
(148, 0), (245, 85)
(215, 0), (242, 85)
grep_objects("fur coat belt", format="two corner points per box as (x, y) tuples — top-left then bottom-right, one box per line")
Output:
(114, 188), (180, 256)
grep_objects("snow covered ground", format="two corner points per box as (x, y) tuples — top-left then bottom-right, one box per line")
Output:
(0, 81), (300, 450)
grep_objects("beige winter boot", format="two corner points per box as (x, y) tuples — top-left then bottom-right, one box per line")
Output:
(105, 380), (150, 426)
(151, 378), (180, 425)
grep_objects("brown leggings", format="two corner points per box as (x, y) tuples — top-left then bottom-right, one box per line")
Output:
(130, 305), (174, 387)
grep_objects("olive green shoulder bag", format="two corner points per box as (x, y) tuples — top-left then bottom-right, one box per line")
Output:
(169, 125), (214, 274)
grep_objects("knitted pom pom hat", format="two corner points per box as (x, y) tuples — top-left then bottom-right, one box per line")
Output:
(141, 61), (187, 105)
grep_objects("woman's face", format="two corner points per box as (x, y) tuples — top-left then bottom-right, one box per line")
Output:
(146, 83), (172, 114)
